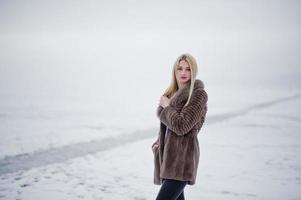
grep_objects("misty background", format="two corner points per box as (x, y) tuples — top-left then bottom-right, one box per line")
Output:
(1, 0), (300, 110)
(1, 0), (301, 156)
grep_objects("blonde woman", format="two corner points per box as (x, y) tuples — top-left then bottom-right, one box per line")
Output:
(152, 54), (208, 200)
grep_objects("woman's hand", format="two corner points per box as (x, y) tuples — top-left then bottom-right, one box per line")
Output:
(159, 95), (170, 108)
(152, 144), (159, 154)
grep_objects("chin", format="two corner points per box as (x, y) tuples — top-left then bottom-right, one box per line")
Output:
(182, 79), (190, 83)
(177, 78), (191, 85)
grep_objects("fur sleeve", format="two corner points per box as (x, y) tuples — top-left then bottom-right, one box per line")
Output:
(152, 106), (164, 148)
(159, 89), (208, 136)
(156, 105), (164, 118)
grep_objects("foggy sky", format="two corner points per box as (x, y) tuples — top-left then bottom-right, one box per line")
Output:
(0, 0), (300, 107)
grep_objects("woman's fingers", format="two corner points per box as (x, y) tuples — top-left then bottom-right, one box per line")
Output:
(152, 145), (159, 153)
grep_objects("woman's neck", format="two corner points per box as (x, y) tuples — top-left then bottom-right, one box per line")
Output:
(178, 81), (189, 90)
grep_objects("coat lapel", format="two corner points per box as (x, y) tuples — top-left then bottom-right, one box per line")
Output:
(170, 79), (204, 108)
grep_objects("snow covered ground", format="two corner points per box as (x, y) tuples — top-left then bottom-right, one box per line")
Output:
(0, 87), (300, 200)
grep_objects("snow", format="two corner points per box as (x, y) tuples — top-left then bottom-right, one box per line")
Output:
(0, 87), (300, 200)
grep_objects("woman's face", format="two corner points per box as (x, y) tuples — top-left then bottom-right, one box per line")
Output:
(175, 60), (191, 86)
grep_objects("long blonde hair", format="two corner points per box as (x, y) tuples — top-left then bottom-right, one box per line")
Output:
(163, 53), (198, 107)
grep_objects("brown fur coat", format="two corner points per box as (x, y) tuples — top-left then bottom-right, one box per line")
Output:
(152, 79), (208, 185)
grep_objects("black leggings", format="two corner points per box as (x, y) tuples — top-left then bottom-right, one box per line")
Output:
(155, 178), (188, 200)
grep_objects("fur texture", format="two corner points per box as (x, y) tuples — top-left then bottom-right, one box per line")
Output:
(152, 79), (208, 185)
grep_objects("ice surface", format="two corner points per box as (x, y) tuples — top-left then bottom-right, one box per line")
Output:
(0, 88), (300, 200)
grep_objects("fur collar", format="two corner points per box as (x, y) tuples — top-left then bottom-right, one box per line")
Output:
(170, 79), (205, 107)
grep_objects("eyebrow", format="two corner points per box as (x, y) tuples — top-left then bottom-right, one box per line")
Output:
(177, 66), (190, 69)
